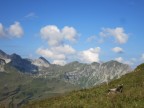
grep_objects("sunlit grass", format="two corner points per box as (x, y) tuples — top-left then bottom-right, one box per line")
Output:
(22, 63), (144, 108)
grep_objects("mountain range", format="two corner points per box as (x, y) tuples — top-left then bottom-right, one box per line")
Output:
(0, 49), (131, 107)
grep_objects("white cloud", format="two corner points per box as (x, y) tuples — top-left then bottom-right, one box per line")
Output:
(51, 44), (76, 54)
(112, 47), (123, 53)
(79, 47), (101, 63)
(38, 25), (103, 65)
(53, 60), (66, 66)
(40, 25), (78, 46)
(0, 23), (5, 37)
(62, 26), (77, 42)
(36, 47), (66, 60)
(40, 25), (61, 46)
(100, 27), (128, 44)
(0, 22), (24, 38)
(36, 44), (76, 65)
(8, 22), (24, 38)
(38, 25), (79, 65)
(115, 57), (123, 62)
(115, 57), (133, 66)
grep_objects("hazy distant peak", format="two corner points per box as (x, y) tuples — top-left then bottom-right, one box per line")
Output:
(32, 57), (50, 68)
(0, 49), (11, 63)
(39, 56), (50, 64)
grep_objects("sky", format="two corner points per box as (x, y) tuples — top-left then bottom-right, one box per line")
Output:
(0, 0), (144, 67)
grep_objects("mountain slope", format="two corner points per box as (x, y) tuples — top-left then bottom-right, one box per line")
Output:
(0, 50), (11, 63)
(0, 65), (78, 108)
(22, 63), (144, 108)
(61, 61), (130, 88)
(9, 54), (38, 73)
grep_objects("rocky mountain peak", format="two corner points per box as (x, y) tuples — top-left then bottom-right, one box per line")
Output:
(0, 50), (11, 63)
(0, 49), (7, 56)
(10, 53), (22, 60)
(39, 57), (50, 64)
(32, 57), (50, 68)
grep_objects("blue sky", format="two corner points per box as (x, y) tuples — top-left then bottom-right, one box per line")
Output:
(0, 0), (144, 67)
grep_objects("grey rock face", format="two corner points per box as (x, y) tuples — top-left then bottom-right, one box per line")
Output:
(32, 57), (50, 71)
(62, 61), (130, 88)
(0, 50), (11, 63)
(0, 58), (6, 72)
(9, 53), (38, 73)
(0, 50), (51, 73)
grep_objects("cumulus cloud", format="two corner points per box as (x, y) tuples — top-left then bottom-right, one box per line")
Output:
(112, 47), (124, 53)
(115, 57), (133, 66)
(36, 44), (76, 65)
(0, 22), (24, 38)
(37, 47), (66, 60)
(8, 22), (24, 38)
(37, 25), (79, 65)
(53, 60), (66, 66)
(51, 44), (76, 54)
(115, 57), (123, 62)
(62, 26), (77, 42)
(38, 25), (103, 65)
(40, 25), (61, 46)
(79, 47), (101, 63)
(100, 27), (128, 44)
(40, 25), (78, 46)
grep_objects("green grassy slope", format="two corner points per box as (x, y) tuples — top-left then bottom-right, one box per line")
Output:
(23, 63), (144, 108)
(0, 65), (78, 108)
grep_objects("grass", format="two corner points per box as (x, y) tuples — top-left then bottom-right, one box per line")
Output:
(0, 65), (78, 108)
(22, 63), (144, 108)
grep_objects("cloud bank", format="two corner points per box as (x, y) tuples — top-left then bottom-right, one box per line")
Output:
(37, 25), (78, 65)
(37, 25), (101, 65)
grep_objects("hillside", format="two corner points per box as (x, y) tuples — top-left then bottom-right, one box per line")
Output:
(0, 65), (78, 108)
(0, 50), (131, 107)
(22, 63), (144, 108)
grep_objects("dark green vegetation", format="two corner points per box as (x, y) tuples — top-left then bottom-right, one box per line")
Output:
(22, 63), (144, 108)
(0, 65), (78, 108)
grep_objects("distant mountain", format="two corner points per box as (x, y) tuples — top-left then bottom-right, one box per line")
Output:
(0, 49), (132, 107)
(0, 49), (11, 63)
(9, 53), (38, 73)
(32, 57), (50, 71)
(0, 50), (51, 73)
(0, 49), (131, 86)
(60, 60), (130, 88)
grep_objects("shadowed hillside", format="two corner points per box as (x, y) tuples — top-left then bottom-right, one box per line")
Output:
(22, 63), (144, 108)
